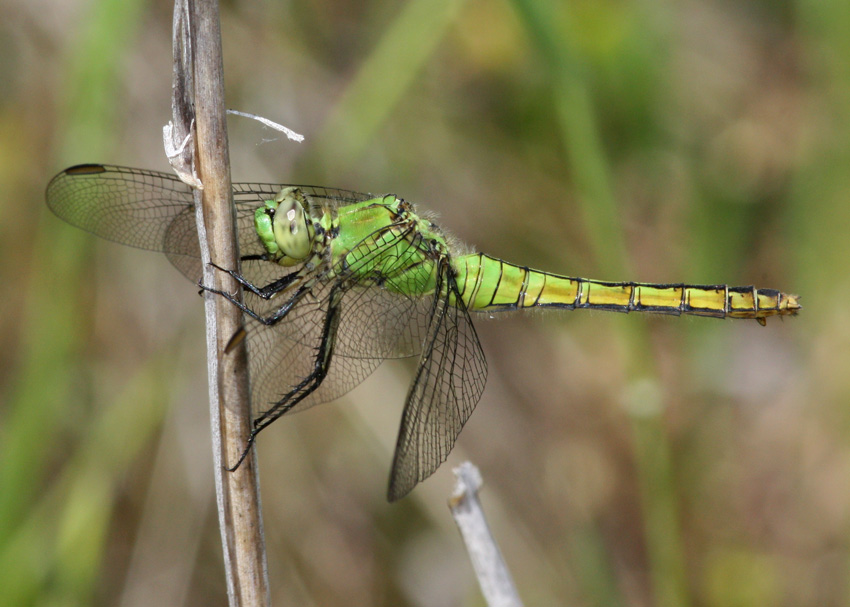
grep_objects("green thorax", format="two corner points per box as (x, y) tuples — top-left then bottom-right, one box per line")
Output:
(256, 189), (446, 295)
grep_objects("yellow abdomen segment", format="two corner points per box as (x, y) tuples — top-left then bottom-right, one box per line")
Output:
(453, 254), (800, 323)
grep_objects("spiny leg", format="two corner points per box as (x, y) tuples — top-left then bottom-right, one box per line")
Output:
(225, 285), (345, 472)
(207, 261), (302, 299)
(200, 277), (312, 326)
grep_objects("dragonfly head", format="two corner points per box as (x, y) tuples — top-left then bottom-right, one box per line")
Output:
(255, 187), (315, 266)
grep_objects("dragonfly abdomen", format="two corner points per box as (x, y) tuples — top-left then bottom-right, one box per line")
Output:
(453, 253), (800, 323)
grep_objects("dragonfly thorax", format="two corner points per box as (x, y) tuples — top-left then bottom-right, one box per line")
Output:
(255, 187), (317, 267)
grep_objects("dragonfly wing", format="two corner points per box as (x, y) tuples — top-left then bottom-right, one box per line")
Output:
(46, 164), (379, 282)
(46, 165), (196, 251)
(245, 286), (426, 416)
(159, 203), (283, 283)
(245, 280), (421, 418)
(160, 205), (203, 280)
(387, 262), (488, 502)
(245, 302), (386, 419)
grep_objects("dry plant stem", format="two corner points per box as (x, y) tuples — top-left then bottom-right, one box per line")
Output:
(450, 462), (524, 607)
(177, 0), (270, 604)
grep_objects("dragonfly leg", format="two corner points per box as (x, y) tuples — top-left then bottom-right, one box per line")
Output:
(225, 285), (344, 472)
(201, 281), (311, 326)
(207, 261), (301, 299)
(225, 428), (259, 472)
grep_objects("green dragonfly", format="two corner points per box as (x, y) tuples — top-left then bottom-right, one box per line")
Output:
(46, 164), (801, 501)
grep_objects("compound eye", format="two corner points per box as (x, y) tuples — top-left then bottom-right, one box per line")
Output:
(253, 200), (279, 257)
(272, 187), (313, 264)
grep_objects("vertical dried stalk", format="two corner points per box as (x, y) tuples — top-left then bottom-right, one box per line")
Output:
(169, 0), (270, 604)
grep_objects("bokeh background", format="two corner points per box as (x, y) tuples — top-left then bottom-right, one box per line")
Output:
(0, 0), (844, 605)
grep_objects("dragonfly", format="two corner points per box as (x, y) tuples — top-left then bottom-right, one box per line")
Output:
(46, 164), (801, 501)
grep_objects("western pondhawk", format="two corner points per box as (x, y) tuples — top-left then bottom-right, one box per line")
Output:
(46, 164), (801, 501)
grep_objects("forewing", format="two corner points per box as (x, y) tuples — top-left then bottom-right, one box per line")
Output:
(46, 164), (198, 251)
(387, 265), (488, 501)
(46, 164), (378, 283)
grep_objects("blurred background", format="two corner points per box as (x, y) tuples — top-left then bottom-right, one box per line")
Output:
(0, 0), (843, 605)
